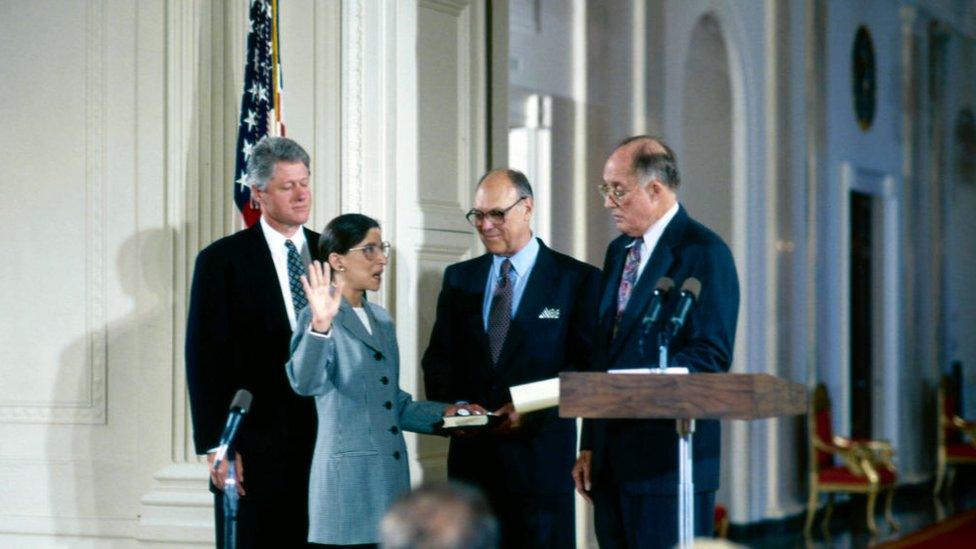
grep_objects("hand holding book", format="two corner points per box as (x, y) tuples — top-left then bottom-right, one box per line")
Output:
(439, 402), (520, 433)
(490, 402), (522, 434)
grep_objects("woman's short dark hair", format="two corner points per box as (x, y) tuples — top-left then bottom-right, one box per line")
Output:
(318, 213), (381, 262)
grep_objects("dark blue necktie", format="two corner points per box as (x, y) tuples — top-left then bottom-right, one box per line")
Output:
(487, 259), (513, 365)
(285, 240), (308, 314)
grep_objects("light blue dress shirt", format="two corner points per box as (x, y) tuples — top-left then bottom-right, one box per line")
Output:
(481, 236), (540, 330)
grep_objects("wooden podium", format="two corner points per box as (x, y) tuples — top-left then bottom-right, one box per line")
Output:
(559, 372), (806, 546)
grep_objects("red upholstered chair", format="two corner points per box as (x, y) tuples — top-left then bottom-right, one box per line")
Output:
(713, 504), (729, 539)
(935, 375), (976, 494)
(804, 384), (898, 535)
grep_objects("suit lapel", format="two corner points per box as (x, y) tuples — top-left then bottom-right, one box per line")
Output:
(303, 227), (320, 261)
(494, 241), (557, 375)
(461, 255), (494, 363)
(598, 239), (626, 331)
(363, 302), (396, 359)
(246, 223), (292, 331)
(608, 207), (688, 362)
(336, 299), (384, 353)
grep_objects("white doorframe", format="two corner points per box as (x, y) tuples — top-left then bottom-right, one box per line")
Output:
(837, 162), (903, 454)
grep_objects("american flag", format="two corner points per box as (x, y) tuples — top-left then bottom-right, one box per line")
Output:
(234, 0), (284, 227)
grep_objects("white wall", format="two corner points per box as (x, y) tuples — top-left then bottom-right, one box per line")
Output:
(0, 1), (175, 543)
(509, 0), (642, 264)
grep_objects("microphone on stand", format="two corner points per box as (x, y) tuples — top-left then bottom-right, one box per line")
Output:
(638, 277), (675, 358)
(212, 389), (253, 471)
(665, 277), (701, 341)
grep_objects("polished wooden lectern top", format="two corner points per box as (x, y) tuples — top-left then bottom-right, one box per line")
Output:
(559, 372), (806, 420)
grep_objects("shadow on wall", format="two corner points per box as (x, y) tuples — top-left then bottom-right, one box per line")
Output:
(50, 228), (173, 539)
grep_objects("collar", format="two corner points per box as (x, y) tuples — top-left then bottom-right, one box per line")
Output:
(260, 216), (307, 252)
(491, 235), (540, 278)
(635, 202), (680, 247)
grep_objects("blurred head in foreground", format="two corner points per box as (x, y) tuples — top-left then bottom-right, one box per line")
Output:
(379, 482), (499, 549)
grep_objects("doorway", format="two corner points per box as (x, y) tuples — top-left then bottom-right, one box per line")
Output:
(849, 190), (874, 439)
(839, 164), (902, 446)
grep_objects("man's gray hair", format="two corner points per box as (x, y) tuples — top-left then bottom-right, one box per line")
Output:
(379, 482), (499, 549)
(477, 168), (534, 199)
(617, 135), (682, 189)
(246, 136), (311, 191)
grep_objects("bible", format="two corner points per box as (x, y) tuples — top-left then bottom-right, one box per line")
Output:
(438, 413), (505, 430)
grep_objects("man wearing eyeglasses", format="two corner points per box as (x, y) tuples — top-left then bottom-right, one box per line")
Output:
(422, 169), (600, 548)
(186, 136), (318, 547)
(571, 136), (740, 548)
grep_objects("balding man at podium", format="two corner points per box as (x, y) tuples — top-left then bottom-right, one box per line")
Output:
(572, 136), (740, 548)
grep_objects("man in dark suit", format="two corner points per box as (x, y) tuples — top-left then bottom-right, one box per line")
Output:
(186, 136), (318, 548)
(423, 169), (600, 548)
(572, 136), (740, 548)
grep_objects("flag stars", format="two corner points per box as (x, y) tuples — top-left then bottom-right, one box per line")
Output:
(244, 110), (257, 131)
(235, 0), (278, 224)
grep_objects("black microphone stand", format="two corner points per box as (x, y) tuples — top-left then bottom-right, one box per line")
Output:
(222, 448), (239, 549)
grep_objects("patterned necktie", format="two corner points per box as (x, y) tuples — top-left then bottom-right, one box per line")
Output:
(487, 259), (514, 365)
(285, 240), (308, 314)
(615, 237), (643, 329)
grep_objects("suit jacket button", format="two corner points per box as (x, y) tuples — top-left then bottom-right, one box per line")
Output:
(393, 451), (401, 460)
(381, 376), (389, 385)
(374, 351), (383, 360)
(390, 426), (399, 434)
(384, 401), (393, 410)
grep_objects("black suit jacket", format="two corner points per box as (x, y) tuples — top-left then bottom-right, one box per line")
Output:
(185, 222), (318, 497)
(422, 239), (600, 494)
(582, 206), (739, 493)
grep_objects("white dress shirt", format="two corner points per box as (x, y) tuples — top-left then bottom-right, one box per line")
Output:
(260, 216), (311, 331)
(481, 236), (540, 330)
(634, 202), (680, 281)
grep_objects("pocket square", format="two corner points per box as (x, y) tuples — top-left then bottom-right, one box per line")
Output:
(538, 307), (561, 319)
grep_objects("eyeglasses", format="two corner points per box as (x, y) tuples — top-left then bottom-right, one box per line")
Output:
(347, 241), (391, 260)
(597, 183), (634, 203)
(465, 196), (526, 227)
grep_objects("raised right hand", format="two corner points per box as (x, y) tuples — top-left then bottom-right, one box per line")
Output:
(301, 260), (345, 333)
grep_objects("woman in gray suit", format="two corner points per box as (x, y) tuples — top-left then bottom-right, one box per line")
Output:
(286, 214), (474, 547)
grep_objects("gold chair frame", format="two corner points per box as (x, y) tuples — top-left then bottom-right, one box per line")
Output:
(804, 384), (898, 535)
(934, 375), (976, 494)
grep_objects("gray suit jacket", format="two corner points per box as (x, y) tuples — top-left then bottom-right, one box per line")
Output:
(286, 299), (446, 545)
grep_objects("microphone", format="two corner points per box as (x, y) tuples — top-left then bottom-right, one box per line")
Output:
(665, 278), (702, 340)
(638, 277), (674, 359)
(212, 389), (253, 470)
(643, 277), (675, 327)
